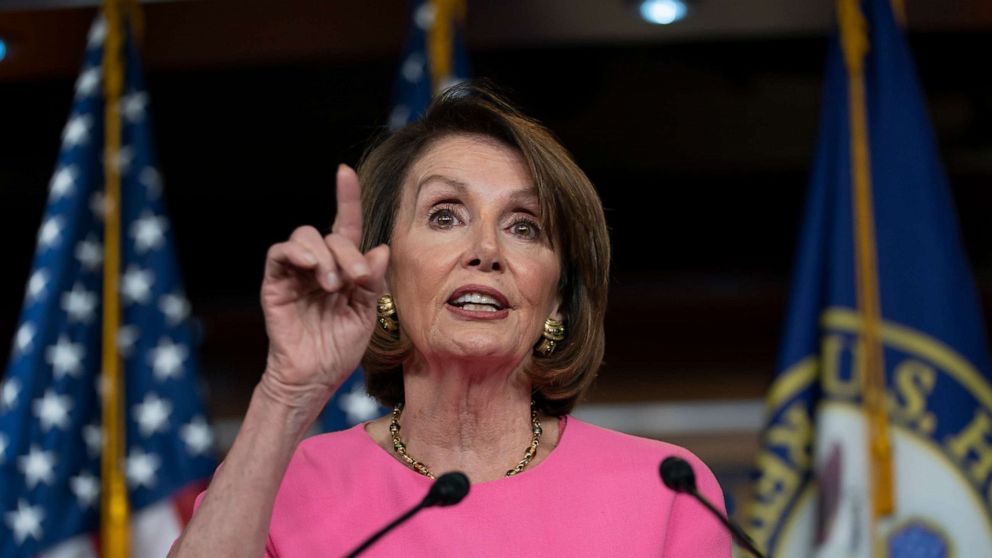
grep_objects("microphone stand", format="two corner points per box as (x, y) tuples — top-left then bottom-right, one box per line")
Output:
(683, 485), (766, 558)
(660, 456), (767, 558)
(344, 501), (428, 558)
(344, 471), (470, 558)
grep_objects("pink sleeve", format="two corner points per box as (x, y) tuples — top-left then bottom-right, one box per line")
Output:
(662, 455), (734, 557)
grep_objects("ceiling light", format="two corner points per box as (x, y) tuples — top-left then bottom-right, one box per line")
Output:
(639, 0), (688, 25)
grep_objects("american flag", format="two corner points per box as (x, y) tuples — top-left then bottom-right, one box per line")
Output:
(320, 0), (470, 432)
(387, 0), (471, 132)
(0, 15), (215, 557)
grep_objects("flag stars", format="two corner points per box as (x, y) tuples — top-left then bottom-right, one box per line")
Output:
(389, 105), (411, 132)
(75, 237), (104, 272)
(401, 53), (425, 83)
(150, 338), (187, 381)
(90, 191), (110, 221)
(75, 66), (101, 98)
(131, 212), (168, 253)
(180, 417), (214, 456)
(9, 39), (217, 532)
(38, 216), (64, 250)
(340, 383), (381, 424)
(160, 292), (190, 325)
(107, 146), (134, 175)
(61, 283), (98, 323)
(5, 499), (44, 545)
(140, 167), (163, 199)
(46, 335), (86, 379)
(414, 2), (436, 30)
(18, 445), (56, 488)
(1, 377), (20, 411)
(126, 448), (161, 489)
(70, 471), (100, 508)
(87, 16), (107, 49)
(62, 114), (92, 147)
(32, 389), (73, 431)
(50, 165), (78, 200)
(121, 265), (154, 305)
(83, 423), (103, 457)
(117, 325), (139, 357)
(118, 146), (134, 174)
(26, 270), (49, 302)
(121, 90), (149, 123)
(14, 323), (35, 357)
(133, 393), (172, 437)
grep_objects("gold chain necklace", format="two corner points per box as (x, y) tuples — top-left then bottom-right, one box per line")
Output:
(389, 401), (543, 480)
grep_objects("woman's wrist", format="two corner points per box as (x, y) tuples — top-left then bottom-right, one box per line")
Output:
(172, 379), (316, 558)
(252, 373), (333, 443)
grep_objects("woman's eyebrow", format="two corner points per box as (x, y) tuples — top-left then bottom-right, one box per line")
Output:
(416, 176), (539, 213)
(507, 189), (541, 213)
(416, 174), (468, 199)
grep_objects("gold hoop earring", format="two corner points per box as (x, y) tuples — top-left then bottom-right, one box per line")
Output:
(377, 294), (399, 333)
(535, 318), (565, 356)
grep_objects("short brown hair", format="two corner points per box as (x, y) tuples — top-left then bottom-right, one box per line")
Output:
(358, 82), (610, 416)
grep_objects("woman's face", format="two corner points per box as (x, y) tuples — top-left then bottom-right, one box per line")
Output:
(388, 134), (561, 366)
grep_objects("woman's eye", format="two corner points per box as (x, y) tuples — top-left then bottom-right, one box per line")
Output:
(509, 220), (540, 239)
(428, 207), (460, 229)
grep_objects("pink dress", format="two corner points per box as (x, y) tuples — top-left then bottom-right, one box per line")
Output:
(253, 416), (732, 557)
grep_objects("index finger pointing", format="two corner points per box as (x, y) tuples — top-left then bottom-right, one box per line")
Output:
(332, 164), (363, 245)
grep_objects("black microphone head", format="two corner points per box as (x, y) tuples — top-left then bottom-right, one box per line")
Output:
(423, 471), (470, 507)
(660, 456), (697, 494)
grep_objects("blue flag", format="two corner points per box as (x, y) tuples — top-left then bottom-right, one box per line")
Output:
(0, 15), (215, 557)
(746, 1), (992, 556)
(320, 0), (470, 432)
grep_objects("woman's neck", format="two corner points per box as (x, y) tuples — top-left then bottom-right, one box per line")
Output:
(370, 355), (559, 483)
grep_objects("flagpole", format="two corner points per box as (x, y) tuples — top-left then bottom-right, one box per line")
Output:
(99, 0), (130, 555)
(837, 0), (895, 554)
(427, 0), (465, 93)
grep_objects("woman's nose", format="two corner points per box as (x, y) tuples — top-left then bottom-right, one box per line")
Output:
(464, 223), (502, 272)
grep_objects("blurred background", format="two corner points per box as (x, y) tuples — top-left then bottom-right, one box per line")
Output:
(1, 0), (991, 516)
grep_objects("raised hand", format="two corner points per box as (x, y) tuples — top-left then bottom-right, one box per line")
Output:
(258, 164), (390, 413)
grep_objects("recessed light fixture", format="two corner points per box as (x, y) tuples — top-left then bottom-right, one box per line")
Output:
(639, 0), (689, 25)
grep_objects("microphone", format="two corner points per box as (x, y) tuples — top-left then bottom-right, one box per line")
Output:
(344, 472), (470, 558)
(422, 470), (470, 507)
(659, 457), (767, 558)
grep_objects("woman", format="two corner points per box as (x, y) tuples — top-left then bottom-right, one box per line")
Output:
(171, 84), (732, 556)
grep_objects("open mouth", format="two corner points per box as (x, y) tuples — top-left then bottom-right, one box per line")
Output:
(446, 288), (509, 313)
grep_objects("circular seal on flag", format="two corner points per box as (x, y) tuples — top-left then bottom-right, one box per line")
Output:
(887, 520), (948, 558)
